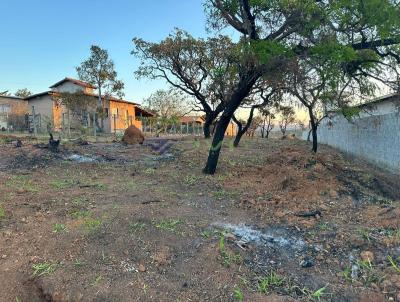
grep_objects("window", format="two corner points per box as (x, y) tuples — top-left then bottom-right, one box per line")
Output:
(104, 108), (109, 118)
(111, 108), (118, 117)
(0, 105), (11, 114)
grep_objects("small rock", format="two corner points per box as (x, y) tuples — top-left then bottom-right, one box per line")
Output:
(360, 251), (374, 262)
(138, 264), (146, 272)
(225, 233), (236, 241)
(300, 256), (314, 268)
(1, 255), (7, 259)
(389, 275), (400, 289)
(380, 279), (393, 291)
(348, 234), (364, 248)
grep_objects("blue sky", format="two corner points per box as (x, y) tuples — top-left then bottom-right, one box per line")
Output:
(0, 0), (224, 104)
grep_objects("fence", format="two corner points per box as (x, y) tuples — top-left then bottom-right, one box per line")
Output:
(141, 118), (204, 137)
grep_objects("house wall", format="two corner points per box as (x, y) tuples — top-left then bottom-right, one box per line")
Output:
(0, 97), (28, 129)
(225, 122), (237, 137)
(302, 111), (400, 172)
(109, 101), (139, 133)
(28, 95), (53, 117)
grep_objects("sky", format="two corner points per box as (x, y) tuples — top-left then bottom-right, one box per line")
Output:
(0, 0), (226, 104)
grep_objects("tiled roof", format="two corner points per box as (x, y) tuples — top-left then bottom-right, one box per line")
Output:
(49, 77), (96, 89)
(180, 116), (205, 123)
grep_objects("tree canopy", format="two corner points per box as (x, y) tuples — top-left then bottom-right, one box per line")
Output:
(77, 45), (125, 104)
(200, 0), (400, 174)
(14, 88), (32, 98)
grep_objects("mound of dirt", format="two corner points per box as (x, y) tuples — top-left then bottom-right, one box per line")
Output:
(121, 125), (144, 145)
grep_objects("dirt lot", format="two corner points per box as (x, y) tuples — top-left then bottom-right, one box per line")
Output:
(0, 135), (399, 302)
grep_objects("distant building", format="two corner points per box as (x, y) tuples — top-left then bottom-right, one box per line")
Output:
(0, 95), (28, 130)
(179, 115), (237, 136)
(25, 77), (153, 133)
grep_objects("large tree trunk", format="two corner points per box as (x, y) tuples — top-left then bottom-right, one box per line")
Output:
(203, 112), (215, 139)
(203, 74), (258, 174)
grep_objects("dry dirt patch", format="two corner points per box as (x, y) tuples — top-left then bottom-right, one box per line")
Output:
(0, 136), (399, 302)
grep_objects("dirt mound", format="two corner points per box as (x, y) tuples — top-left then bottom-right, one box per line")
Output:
(121, 125), (144, 145)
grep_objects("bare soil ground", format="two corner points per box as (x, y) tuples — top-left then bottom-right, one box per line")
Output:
(0, 135), (399, 302)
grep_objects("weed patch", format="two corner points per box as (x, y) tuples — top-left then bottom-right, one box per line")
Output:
(154, 219), (183, 233)
(218, 234), (242, 267)
(129, 222), (146, 233)
(32, 262), (56, 277)
(53, 223), (67, 233)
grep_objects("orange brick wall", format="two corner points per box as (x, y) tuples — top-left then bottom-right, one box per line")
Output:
(109, 101), (136, 132)
(225, 122), (237, 136)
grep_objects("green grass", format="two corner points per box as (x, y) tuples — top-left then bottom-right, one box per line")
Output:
(84, 218), (102, 232)
(311, 287), (327, 301)
(218, 234), (242, 267)
(388, 255), (400, 274)
(257, 271), (286, 294)
(154, 219), (183, 233)
(357, 228), (373, 243)
(213, 189), (237, 200)
(341, 266), (352, 282)
(51, 179), (75, 189)
(6, 175), (39, 193)
(200, 230), (213, 239)
(356, 259), (384, 285)
(73, 259), (86, 268)
(129, 222), (146, 233)
(91, 275), (103, 286)
(32, 262), (56, 277)
(233, 287), (244, 301)
(53, 223), (67, 233)
(71, 210), (91, 219)
(183, 174), (200, 186)
(72, 196), (89, 206)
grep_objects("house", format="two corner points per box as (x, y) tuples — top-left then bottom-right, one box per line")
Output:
(25, 77), (153, 133)
(179, 115), (237, 136)
(0, 95), (28, 130)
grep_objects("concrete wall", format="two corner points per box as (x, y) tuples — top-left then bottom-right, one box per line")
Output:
(302, 112), (400, 171)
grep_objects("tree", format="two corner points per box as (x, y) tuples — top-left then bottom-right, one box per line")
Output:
(278, 105), (295, 137)
(232, 93), (275, 147)
(259, 108), (275, 139)
(132, 30), (239, 138)
(142, 89), (190, 136)
(200, 0), (400, 174)
(14, 88), (32, 98)
(0, 91), (10, 96)
(76, 45), (125, 130)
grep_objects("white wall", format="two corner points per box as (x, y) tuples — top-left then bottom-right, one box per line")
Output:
(302, 112), (400, 172)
